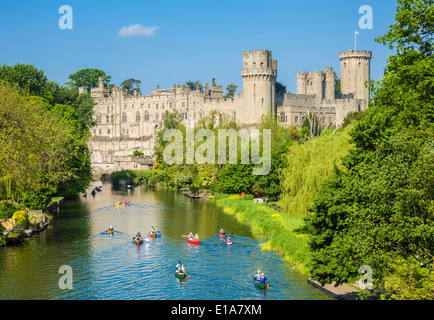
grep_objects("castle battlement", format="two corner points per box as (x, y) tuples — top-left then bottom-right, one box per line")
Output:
(89, 49), (372, 174)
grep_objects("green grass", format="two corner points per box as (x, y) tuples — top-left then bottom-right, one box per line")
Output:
(211, 194), (312, 275)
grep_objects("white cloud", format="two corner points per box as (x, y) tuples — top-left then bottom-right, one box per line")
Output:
(117, 24), (159, 38)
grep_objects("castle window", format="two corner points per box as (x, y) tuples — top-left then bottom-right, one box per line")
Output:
(156, 113), (159, 120)
(99, 129), (102, 134)
(136, 111), (141, 122)
(156, 103), (158, 109)
(280, 112), (286, 123)
(199, 112), (203, 119)
(106, 115), (110, 123)
(132, 104), (134, 109)
(122, 112), (127, 123)
(107, 129), (110, 134)
(260, 62), (263, 67)
(107, 106), (109, 113)
(125, 104), (128, 109)
(96, 114), (102, 123)
(329, 117), (332, 123)
(111, 115), (114, 123)
(295, 116), (299, 123)
(182, 102), (185, 108)
(162, 103), (165, 109)
(148, 104), (151, 109)
(144, 111), (149, 121)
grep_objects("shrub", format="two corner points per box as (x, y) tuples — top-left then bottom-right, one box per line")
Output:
(0, 200), (23, 220)
(12, 210), (29, 229)
(22, 193), (50, 210)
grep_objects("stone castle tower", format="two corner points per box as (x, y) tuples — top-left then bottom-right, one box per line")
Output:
(241, 50), (277, 124)
(339, 50), (372, 100)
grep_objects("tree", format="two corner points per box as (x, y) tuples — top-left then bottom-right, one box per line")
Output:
(376, 0), (434, 55)
(335, 78), (341, 94)
(224, 83), (238, 99)
(305, 0), (434, 299)
(186, 80), (203, 91)
(120, 78), (141, 95)
(66, 68), (111, 91)
(0, 63), (48, 97)
(275, 82), (287, 96)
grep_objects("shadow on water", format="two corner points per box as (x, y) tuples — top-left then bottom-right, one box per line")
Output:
(0, 181), (334, 300)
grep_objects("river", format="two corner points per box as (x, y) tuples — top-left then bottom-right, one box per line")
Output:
(0, 182), (333, 300)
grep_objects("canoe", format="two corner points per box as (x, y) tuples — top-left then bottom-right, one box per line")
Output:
(225, 241), (232, 245)
(115, 203), (122, 207)
(219, 233), (226, 237)
(149, 231), (161, 238)
(134, 238), (143, 244)
(253, 278), (268, 289)
(175, 271), (187, 279)
(108, 230), (114, 234)
(187, 238), (200, 245)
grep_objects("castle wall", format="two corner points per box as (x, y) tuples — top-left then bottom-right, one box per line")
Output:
(88, 49), (371, 173)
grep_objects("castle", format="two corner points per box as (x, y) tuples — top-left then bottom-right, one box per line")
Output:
(88, 49), (372, 173)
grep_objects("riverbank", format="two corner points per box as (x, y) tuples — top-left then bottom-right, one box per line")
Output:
(210, 193), (311, 274)
(210, 193), (361, 300)
(0, 197), (63, 245)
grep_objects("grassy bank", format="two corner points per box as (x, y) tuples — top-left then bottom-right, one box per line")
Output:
(211, 193), (311, 274)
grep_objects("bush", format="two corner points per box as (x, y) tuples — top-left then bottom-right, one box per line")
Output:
(0, 200), (23, 220)
(22, 193), (50, 210)
(12, 210), (29, 229)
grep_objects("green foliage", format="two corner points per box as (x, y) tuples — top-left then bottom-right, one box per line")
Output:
(120, 78), (141, 94)
(66, 68), (111, 90)
(213, 194), (311, 273)
(0, 200), (23, 220)
(173, 172), (193, 189)
(186, 80), (203, 91)
(341, 111), (367, 128)
(381, 255), (434, 300)
(305, 1), (434, 299)
(0, 224), (5, 246)
(376, 0), (434, 55)
(275, 81), (287, 96)
(131, 150), (144, 156)
(224, 83), (238, 99)
(0, 63), (48, 96)
(280, 125), (355, 217)
(22, 193), (50, 211)
(0, 82), (93, 202)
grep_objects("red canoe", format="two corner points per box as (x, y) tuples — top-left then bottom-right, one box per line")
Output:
(187, 238), (200, 245)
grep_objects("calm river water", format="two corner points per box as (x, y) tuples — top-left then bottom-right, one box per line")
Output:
(0, 182), (333, 300)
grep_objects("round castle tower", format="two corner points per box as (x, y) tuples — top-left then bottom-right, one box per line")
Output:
(241, 50), (277, 124)
(339, 50), (372, 101)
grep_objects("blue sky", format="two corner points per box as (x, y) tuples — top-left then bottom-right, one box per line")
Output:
(0, 0), (398, 94)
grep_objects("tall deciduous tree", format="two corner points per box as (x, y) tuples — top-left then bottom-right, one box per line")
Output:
(120, 78), (141, 94)
(66, 68), (111, 91)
